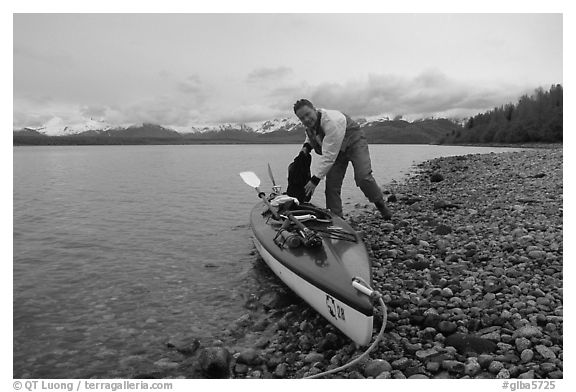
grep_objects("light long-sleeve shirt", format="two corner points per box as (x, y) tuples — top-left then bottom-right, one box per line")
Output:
(303, 108), (348, 180)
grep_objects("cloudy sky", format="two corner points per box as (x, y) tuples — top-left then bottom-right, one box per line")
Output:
(13, 13), (562, 130)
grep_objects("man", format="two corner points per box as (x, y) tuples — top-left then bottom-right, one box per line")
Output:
(293, 99), (392, 219)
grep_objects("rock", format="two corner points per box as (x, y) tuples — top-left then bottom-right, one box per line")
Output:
(364, 359), (393, 378)
(528, 250), (546, 259)
(375, 371), (392, 379)
(391, 357), (411, 370)
(496, 369), (511, 379)
(153, 358), (180, 369)
(348, 370), (365, 379)
(477, 354), (494, 369)
(408, 374), (429, 379)
(539, 362), (557, 373)
(518, 370), (535, 379)
(419, 327), (438, 340)
(488, 361), (504, 374)
(515, 337), (531, 352)
(274, 363), (288, 378)
(317, 332), (339, 351)
(441, 287), (454, 298)
(303, 352), (324, 364)
(267, 354), (284, 370)
(534, 345), (556, 359)
(198, 347), (231, 378)
(520, 349), (534, 363)
(548, 370), (563, 379)
(475, 372), (496, 379)
(405, 342), (423, 354)
(423, 313), (442, 328)
(445, 333), (498, 355)
(430, 173), (444, 182)
(438, 321), (458, 335)
(441, 360), (465, 375)
(259, 290), (284, 309)
(461, 277), (476, 290)
(234, 363), (249, 374)
(513, 325), (543, 339)
(435, 224), (453, 235)
(237, 348), (262, 365)
(166, 337), (201, 356)
(497, 343), (513, 353)
(464, 358), (482, 376)
(481, 331), (501, 342)
(426, 361), (441, 372)
(416, 348), (441, 361)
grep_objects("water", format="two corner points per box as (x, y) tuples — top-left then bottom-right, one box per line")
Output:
(13, 144), (522, 378)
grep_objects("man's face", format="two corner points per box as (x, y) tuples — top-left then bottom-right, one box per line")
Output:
(296, 105), (318, 129)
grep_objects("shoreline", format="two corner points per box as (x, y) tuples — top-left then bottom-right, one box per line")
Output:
(120, 146), (563, 379)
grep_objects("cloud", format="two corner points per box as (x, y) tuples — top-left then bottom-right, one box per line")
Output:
(212, 104), (284, 124)
(246, 66), (293, 84)
(13, 69), (538, 129)
(300, 70), (533, 120)
(80, 104), (108, 119)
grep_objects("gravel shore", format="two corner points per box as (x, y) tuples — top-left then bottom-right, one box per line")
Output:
(152, 147), (563, 379)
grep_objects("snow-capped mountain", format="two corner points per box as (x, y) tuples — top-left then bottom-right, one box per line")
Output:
(17, 116), (304, 136)
(28, 117), (114, 136)
(250, 117), (302, 134)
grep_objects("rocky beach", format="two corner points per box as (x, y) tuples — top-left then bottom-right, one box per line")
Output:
(137, 146), (563, 379)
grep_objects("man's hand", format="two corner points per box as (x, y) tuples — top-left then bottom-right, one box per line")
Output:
(304, 180), (317, 198)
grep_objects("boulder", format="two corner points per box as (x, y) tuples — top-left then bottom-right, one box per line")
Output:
(198, 347), (232, 378)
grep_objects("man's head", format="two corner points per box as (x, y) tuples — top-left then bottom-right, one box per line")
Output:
(294, 99), (317, 128)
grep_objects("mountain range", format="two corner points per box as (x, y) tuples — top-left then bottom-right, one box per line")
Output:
(13, 117), (463, 145)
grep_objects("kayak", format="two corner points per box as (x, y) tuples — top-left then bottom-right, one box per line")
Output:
(249, 201), (374, 345)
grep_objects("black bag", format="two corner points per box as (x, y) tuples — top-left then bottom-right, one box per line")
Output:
(286, 151), (311, 203)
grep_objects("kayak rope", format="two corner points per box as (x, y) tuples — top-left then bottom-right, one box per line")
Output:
(304, 278), (388, 379)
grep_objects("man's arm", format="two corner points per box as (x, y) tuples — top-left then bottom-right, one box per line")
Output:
(310, 110), (346, 184)
(301, 132), (312, 154)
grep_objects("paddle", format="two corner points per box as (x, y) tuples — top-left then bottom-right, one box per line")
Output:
(239, 171), (281, 219)
(267, 163), (277, 187)
(267, 163), (281, 195)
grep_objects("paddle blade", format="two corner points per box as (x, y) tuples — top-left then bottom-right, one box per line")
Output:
(239, 171), (261, 188)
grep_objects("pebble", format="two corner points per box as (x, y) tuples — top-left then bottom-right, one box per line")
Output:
(237, 348), (261, 365)
(488, 361), (504, 374)
(364, 359), (392, 378)
(464, 358), (482, 376)
(515, 337), (532, 352)
(534, 345), (556, 360)
(437, 321), (458, 335)
(274, 363), (288, 378)
(441, 288), (454, 298)
(391, 357), (411, 370)
(520, 349), (534, 363)
(408, 374), (429, 379)
(442, 360), (465, 375)
(518, 370), (535, 379)
(513, 325), (543, 339)
(218, 149), (563, 380)
(303, 352), (324, 364)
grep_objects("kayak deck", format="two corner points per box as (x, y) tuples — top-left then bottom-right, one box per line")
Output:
(250, 202), (374, 318)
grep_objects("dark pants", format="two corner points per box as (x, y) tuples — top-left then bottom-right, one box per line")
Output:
(325, 129), (383, 217)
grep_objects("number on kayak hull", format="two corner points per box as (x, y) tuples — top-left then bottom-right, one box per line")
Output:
(326, 295), (346, 321)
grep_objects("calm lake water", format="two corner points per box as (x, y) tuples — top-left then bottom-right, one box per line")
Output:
(13, 144), (522, 378)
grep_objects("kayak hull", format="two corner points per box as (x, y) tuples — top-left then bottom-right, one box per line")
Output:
(250, 202), (374, 346)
